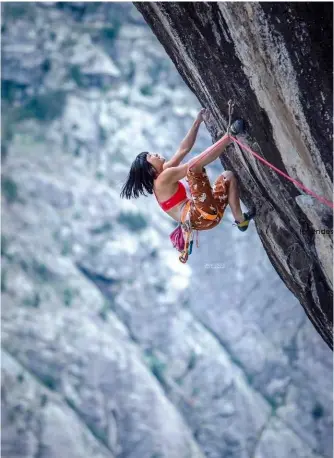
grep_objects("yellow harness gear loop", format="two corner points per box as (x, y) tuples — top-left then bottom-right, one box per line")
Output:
(196, 207), (222, 221)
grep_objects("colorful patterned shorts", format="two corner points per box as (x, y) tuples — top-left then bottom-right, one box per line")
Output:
(185, 167), (230, 230)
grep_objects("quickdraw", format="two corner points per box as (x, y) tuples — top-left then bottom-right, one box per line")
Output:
(179, 201), (192, 264)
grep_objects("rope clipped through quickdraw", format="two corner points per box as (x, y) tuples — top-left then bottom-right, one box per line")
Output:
(226, 99), (234, 136)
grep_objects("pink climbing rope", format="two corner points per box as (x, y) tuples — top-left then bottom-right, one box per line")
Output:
(231, 136), (334, 209)
(189, 134), (334, 209)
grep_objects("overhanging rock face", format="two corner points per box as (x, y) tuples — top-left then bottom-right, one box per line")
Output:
(135, 2), (333, 348)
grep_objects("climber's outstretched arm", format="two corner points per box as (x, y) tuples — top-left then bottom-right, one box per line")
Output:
(160, 132), (231, 182)
(163, 109), (205, 169)
(163, 147), (190, 170)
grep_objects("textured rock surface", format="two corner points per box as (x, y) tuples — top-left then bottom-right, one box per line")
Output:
(135, 2), (333, 349)
(1, 3), (332, 458)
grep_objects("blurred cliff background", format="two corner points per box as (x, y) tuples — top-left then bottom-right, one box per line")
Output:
(1, 3), (332, 458)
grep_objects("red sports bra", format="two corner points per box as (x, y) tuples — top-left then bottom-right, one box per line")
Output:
(155, 181), (188, 211)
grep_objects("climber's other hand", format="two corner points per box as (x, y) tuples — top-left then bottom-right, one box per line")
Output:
(196, 108), (207, 122)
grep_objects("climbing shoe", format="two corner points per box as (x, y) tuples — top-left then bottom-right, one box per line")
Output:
(229, 119), (245, 136)
(235, 209), (256, 232)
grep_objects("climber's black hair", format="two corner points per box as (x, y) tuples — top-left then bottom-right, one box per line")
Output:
(120, 152), (157, 199)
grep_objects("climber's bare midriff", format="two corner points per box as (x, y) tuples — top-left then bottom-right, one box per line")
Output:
(153, 178), (189, 222)
(166, 198), (189, 222)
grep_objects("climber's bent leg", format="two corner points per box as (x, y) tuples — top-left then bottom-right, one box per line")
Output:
(211, 171), (230, 214)
(221, 170), (256, 231)
(221, 171), (244, 223)
(188, 134), (232, 173)
(186, 168), (222, 230)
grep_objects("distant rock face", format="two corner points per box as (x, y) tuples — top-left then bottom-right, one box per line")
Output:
(135, 2), (333, 348)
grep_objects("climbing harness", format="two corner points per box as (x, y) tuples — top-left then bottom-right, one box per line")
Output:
(178, 200), (223, 264)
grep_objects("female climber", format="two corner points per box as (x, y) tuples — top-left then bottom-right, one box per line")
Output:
(120, 108), (255, 263)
